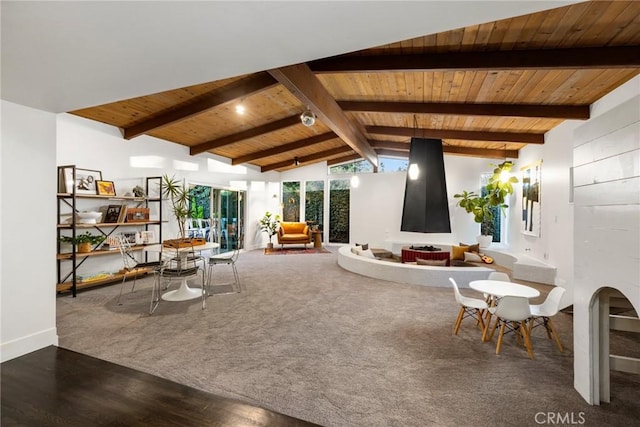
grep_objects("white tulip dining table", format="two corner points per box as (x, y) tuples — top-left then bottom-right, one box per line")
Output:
(469, 279), (540, 341)
(144, 241), (219, 301)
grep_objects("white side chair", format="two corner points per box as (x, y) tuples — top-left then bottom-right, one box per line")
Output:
(207, 234), (243, 295)
(482, 271), (512, 326)
(449, 278), (489, 336)
(116, 235), (163, 306)
(528, 287), (566, 352)
(487, 296), (534, 359)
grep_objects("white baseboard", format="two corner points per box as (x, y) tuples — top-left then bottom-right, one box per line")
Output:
(1, 327), (58, 362)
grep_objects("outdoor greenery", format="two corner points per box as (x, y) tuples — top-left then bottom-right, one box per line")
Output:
(454, 161), (518, 236)
(329, 180), (350, 243)
(305, 181), (324, 231)
(282, 181), (300, 222)
(189, 185), (211, 219)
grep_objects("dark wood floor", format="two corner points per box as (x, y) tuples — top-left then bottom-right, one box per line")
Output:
(1, 346), (319, 427)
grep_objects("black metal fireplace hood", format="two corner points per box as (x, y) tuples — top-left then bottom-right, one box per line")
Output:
(400, 138), (451, 233)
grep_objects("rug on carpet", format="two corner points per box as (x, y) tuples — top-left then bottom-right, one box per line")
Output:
(264, 247), (330, 255)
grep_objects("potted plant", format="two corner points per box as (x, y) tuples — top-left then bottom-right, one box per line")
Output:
(454, 161), (518, 247)
(161, 174), (190, 239)
(59, 232), (106, 253)
(259, 211), (281, 249)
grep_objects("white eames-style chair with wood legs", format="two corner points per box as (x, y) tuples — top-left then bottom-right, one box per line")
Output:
(449, 278), (489, 336)
(488, 296), (534, 359)
(528, 287), (566, 352)
(482, 271), (512, 333)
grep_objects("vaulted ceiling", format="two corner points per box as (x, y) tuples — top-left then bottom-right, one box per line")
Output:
(70, 1), (640, 172)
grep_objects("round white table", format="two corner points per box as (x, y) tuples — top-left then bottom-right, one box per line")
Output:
(145, 242), (219, 301)
(469, 280), (540, 299)
(469, 279), (539, 342)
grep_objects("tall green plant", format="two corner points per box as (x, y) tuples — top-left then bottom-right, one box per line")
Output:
(161, 174), (190, 238)
(454, 161), (518, 233)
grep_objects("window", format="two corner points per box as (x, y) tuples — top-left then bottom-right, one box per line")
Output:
(282, 181), (300, 222)
(329, 179), (350, 243)
(305, 180), (324, 231)
(480, 173), (502, 243)
(378, 156), (408, 172)
(328, 159), (373, 174)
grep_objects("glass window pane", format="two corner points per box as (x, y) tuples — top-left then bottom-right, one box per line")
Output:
(379, 156), (408, 172)
(282, 181), (300, 222)
(329, 179), (350, 243)
(328, 159), (373, 174)
(305, 180), (324, 231)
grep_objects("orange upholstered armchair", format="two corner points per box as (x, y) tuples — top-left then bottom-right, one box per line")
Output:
(277, 222), (312, 248)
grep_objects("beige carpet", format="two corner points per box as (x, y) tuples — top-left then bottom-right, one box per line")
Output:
(57, 247), (640, 427)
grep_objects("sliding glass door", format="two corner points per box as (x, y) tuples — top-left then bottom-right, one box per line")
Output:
(189, 185), (245, 251)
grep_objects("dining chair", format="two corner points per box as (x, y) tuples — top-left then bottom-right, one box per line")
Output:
(116, 235), (163, 306)
(487, 296), (534, 359)
(482, 271), (512, 323)
(150, 244), (206, 314)
(528, 286), (566, 352)
(207, 234), (242, 295)
(449, 277), (489, 336)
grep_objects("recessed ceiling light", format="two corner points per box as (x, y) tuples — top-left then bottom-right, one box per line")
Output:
(235, 104), (245, 115)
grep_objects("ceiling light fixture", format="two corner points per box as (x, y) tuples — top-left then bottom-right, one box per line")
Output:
(235, 103), (245, 115)
(293, 157), (300, 166)
(300, 108), (316, 127)
(350, 160), (360, 188)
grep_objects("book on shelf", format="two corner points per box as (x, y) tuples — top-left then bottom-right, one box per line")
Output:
(117, 205), (128, 223)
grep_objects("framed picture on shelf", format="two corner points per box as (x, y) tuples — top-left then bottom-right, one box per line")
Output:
(96, 180), (116, 196)
(103, 205), (123, 223)
(63, 168), (102, 195)
(126, 208), (150, 222)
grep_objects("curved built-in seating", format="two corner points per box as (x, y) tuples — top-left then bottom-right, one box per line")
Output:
(339, 243), (558, 287)
(337, 246), (494, 288)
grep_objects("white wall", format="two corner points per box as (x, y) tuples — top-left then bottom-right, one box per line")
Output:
(571, 76), (640, 404)
(282, 155), (494, 249)
(57, 113), (280, 256)
(1, 101), (58, 361)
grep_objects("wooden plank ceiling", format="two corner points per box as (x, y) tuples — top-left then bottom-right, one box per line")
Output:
(71, 1), (640, 172)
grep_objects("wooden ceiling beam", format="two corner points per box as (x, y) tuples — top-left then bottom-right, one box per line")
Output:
(261, 146), (353, 172)
(268, 63), (378, 166)
(231, 132), (337, 165)
(366, 125), (544, 144)
(123, 72), (278, 140)
(369, 140), (409, 151)
(191, 114), (300, 155)
(374, 146), (519, 159)
(339, 101), (590, 120)
(309, 46), (640, 73)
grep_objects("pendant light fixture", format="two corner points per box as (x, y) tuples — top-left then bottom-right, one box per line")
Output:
(300, 108), (316, 127)
(350, 160), (359, 188)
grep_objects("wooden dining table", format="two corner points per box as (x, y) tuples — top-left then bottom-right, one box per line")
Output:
(469, 279), (540, 341)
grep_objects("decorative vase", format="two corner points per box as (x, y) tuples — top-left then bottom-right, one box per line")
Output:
(476, 235), (493, 248)
(77, 242), (92, 253)
(267, 242), (274, 250)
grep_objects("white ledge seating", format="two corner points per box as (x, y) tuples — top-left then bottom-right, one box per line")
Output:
(337, 246), (494, 288)
(338, 244), (558, 287)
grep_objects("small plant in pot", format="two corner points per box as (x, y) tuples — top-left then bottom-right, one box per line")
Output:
(454, 161), (518, 248)
(59, 232), (106, 253)
(259, 211), (280, 249)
